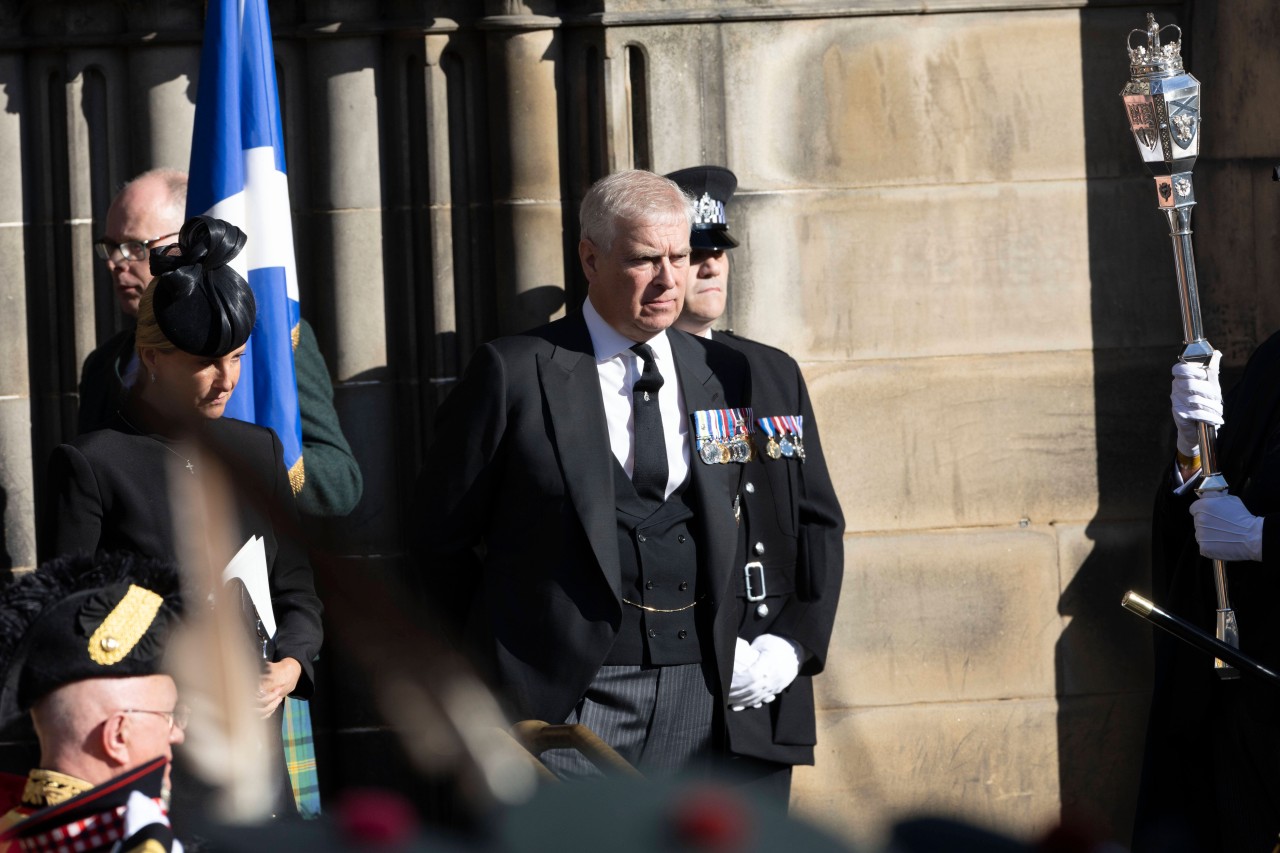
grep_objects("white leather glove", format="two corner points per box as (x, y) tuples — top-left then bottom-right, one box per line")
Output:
(1171, 351), (1223, 457)
(727, 634), (801, 711)
(1190, 492), (1264, 562)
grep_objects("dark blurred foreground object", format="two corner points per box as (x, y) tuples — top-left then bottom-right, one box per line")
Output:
(892, 814), (1131, 853)
(499, 776), (852, 853)
(187, 775), (859, 852)
(890, 817), (1031, 853)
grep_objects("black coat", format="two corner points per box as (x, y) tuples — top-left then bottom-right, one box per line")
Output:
(1136, 329), (1280, 852)
(77, 322), (363, 519)
(414, 311), (749, 726)
(716, 331), (844, 766)
(39, 413), (324, 698)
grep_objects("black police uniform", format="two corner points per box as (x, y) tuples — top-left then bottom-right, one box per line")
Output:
(666, 166), (845, 801)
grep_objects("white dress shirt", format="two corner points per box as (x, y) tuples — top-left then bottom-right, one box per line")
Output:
(583, 297), (691, 499)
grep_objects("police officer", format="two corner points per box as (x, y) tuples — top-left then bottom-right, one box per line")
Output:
(668, 166), (845, 804)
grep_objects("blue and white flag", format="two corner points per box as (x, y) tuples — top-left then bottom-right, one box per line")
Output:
(187, 0), (304, 493)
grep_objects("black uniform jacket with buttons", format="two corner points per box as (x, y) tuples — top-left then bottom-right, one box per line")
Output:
(39, 410), (325, 698)
(414, 309), (749, 727)
(717, 330), (845, 766)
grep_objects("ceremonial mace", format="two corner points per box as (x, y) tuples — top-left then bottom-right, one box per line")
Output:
(1120, 13), (1240, 679)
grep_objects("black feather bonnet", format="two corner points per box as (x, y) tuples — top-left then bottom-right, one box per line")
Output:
(0, 552), (184, 729)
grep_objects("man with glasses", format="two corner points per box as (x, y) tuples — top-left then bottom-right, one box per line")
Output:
(0, 552), (186, 847)
(80, 169), (363, 520)
(80, 169), (185, 436)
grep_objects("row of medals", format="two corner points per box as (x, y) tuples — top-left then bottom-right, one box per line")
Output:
(699, 432), (806, 464)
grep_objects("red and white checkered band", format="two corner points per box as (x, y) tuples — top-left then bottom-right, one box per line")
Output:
(16, 799), (162, 853)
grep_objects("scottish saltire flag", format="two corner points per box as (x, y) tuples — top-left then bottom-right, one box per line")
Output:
(188, 0), (319, 820)
(187, 0), (304, 495)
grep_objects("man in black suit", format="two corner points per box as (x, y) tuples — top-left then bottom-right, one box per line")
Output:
(668, 165), (844, 804)
(416, 169), (751, 777)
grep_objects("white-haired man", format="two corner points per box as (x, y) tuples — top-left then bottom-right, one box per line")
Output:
(416, 169), (752, 777)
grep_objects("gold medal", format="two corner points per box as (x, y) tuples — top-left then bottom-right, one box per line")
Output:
(766, 436), (781, 459)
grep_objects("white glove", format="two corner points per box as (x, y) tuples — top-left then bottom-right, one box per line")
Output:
(1190, 492), (1264, 562)
(727, 634), (801, 711)
(729, 637), (760, 712)
(1171, 352), (1223, 457)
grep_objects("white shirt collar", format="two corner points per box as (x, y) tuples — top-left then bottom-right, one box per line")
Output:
(583, 295), (672, 366)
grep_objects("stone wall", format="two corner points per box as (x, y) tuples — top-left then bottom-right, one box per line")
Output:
(6, 0), (1277, 846)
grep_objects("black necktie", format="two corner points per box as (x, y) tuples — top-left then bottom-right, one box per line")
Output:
(630, 342), (668, 503)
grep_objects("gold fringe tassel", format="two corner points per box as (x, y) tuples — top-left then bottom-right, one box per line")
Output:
(289, 456), (305, 496)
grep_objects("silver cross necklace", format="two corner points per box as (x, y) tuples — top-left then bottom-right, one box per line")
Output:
(118, 412), (196, 475)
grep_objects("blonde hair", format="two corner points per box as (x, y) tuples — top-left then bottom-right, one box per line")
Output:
(134, 283), (177, 353)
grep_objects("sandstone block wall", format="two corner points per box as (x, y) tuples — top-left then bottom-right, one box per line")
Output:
(3, 0), (1274, 846)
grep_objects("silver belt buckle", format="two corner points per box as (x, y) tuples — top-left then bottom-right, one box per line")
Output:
(744, 561), (767, 602)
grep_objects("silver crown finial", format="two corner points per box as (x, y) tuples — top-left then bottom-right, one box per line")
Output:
(1128, 13), (1184, 79)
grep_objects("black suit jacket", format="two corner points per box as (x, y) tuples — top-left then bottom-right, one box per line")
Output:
(416, 311), (749, 725)
(717, 331), (844, 766)
(40, 414), (324, 698)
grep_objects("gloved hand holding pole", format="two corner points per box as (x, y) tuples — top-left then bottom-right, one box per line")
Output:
(1121, 13), (1239, 677)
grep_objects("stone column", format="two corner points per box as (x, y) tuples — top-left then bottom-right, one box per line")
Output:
(126, 44), (199, 173)
(64, 57), (105, 372)
(422, 33), (457, 380)
(482, 8), (566, 333)
(0, 46), (36, 572)
(64, 49), (130, 347)
(308, 36), (387, 381)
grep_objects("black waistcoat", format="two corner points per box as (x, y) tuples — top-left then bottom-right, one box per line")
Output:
(604, 460), (703, 665)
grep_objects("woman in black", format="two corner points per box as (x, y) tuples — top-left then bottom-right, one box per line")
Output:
(40, 216), (322, 811)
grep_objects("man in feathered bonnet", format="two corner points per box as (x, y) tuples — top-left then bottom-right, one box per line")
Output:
(0, 551), (185, 850)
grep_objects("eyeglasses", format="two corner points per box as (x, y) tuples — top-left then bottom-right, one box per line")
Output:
(119, 704), (191, 731)
(93, 232), (179, 264)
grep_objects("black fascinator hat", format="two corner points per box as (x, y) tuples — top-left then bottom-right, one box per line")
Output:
(148, 215), (256, 357)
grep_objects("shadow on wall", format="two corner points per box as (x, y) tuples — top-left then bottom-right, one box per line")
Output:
(1055, 3), (1188, 844)
(519, 284), (567, 323)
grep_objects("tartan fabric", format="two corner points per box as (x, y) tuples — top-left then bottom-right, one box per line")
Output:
(282, 697), (320, 819)
(18, 802), (127, 852)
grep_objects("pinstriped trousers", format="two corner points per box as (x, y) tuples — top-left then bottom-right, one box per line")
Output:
(540, 663), (716, 780)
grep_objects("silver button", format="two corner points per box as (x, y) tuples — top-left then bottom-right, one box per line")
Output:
(637, 533), (647, 543)
(754, 542), (765, 555)
(756, 603), (770, 618)
(745, 482), (755, 494)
